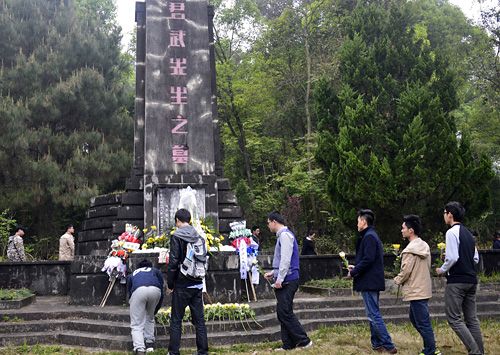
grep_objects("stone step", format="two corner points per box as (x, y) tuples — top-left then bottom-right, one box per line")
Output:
(0, 319), (66, 334)
(2, 310), (499, 350)
(90, 194), (121, 208)
(0, 331), (59, 347)
(2, 300), (498, 338)
(2, 293), (497, 322)
(250, 293), (499, 316)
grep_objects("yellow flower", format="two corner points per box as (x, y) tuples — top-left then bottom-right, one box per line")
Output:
(151, 225), (157, 231)
(142, 244), (148, 250)
(143, 228), (148, 233)
(220, 236), (224, 241)
(437, 242), (446, 250)
(147, 237), (154, 244)
(339, 251), (346, 259)
(392, 244), (401, 251)
(215, 237), (220, 243)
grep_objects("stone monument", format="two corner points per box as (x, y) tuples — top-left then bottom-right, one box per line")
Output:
(71, 0), (243, 305)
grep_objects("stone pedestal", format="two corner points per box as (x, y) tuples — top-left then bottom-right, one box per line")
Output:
(69, 252), (242, 306)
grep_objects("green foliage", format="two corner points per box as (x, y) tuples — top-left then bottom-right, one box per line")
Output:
(0, 209), (16, 259)
(315, 0), (495, 240)
(479, 272), (500, 284)
(0, 288), (33, 300)
(0, 0), (134, 242)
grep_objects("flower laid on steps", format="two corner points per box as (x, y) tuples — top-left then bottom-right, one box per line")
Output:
(156, 302), (261, 331)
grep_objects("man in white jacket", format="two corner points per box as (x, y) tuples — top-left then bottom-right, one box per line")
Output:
(394, 215), (440, 355)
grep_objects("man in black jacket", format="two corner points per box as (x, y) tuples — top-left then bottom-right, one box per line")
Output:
(167, 208), (208, 355)
(301, 230), (317, 255)
(348, 209), (397, 354)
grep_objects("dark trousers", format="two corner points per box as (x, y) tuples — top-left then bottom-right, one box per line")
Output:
(168, 287), (208, 355)
(445, 283), (484, 355)
(409, 299), (436, 355)
(275, 279), (310, 349)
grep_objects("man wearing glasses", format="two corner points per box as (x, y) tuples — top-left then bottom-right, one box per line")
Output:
(436, 201), (483, 355)
(264, 211), (312, 351)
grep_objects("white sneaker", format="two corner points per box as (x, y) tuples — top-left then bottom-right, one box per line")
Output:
(145, 340), (154, 352)
(298, 340), (313, 349)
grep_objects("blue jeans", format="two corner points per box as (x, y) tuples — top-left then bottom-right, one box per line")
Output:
(168, 287), (208, 355)
(361, 291), (395, 350)
(409, 299), (436, 355)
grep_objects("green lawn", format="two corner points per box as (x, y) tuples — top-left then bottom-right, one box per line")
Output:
(1, 320), (499, 354)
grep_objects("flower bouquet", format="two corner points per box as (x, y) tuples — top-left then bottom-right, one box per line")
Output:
(156, 302), (261, 332)
(392, 244), (401, 274)
(137, 225), (169, 263)
(229, 220), (259, 301)
(434, 242), (446, 271)
(339, 251), (353, 296)
(100, 224), (142, 307)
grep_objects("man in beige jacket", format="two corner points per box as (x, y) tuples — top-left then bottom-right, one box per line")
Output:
(59, 224), (75, 261)
(394, 215), (440, 355)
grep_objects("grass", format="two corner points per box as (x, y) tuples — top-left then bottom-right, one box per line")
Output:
(304, 277), (353, 289)
(479, 272), (500, 283)
(1, 320), (499, 354)
(0, 288), (34, 301)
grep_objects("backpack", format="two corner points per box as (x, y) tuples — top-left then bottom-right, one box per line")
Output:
(180, 236), (208, 280)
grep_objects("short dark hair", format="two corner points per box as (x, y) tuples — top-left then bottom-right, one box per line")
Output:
(444, 201), (465, 222)
(66, 224), (74, 231)
(357, 209), (375, 226)
(251, 225), (259, 232)
(15, 226), (26, 234)
(403, 214), (422, 236)
(268, 211), (285, 225)
(175, 208), (191, 223)
(138, 259), (152, 269)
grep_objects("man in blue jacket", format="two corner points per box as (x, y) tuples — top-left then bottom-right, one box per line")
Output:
(264, 211), (312, 351)
(128, 259), (164, 355)
(348, 209), (397, 354)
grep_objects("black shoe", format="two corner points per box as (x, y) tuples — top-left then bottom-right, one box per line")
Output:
(135, 350), (146, 355)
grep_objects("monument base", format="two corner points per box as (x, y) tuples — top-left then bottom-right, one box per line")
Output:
(69, 252), (242, 306)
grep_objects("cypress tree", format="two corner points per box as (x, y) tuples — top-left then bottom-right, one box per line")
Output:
(315, 0), (494, 239)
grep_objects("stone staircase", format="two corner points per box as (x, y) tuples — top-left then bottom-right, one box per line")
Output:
(1, 292), (499, 351)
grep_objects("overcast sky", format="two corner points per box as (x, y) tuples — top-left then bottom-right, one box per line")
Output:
(115, 0), (490, 48)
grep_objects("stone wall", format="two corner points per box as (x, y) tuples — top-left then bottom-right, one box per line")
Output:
(0, 261), (70, 295)
(1, 250), (498, 301)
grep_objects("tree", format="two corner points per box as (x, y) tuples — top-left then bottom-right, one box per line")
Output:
(315, 0), (494, 240)
(0, 0), (133, 238)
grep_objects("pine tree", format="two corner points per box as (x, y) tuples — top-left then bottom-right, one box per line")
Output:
(315, 0), (494, 239)
(0, 0), (133, 238)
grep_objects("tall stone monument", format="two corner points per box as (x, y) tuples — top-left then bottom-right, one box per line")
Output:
(76, 0), (242, 257)
(71, 0), (243, 304)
